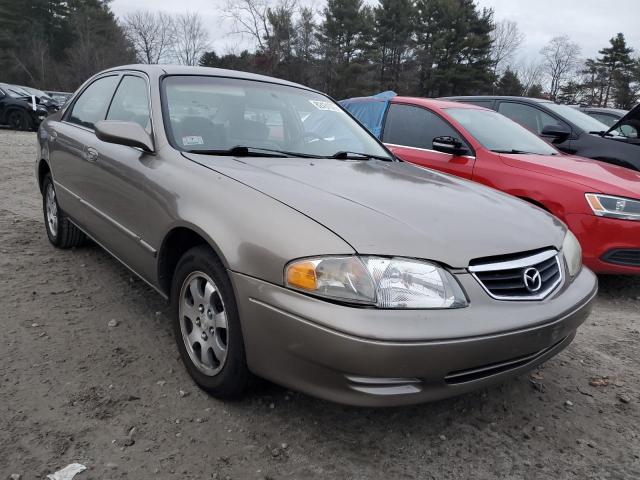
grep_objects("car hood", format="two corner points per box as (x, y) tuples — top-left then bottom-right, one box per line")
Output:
(499, 152), (640, 198)
(605, 102), (640, 136)
(185, 154), (565, 268)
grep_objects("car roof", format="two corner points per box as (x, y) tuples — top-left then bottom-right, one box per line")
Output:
(392, 96), (484, 110)
(581, 106), (628, 115)
(342, 95), (485, 110)
(102, 64), (313, 92)
(441, 95), (553, 105)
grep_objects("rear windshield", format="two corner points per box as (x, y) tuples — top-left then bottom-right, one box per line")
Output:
(161, 75), (391, 159)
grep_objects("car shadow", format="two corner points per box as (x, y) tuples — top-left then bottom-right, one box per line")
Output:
(596, 273), (640, 300)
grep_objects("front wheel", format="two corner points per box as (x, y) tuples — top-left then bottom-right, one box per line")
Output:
(7, 109), (33, 131)
(170, 245), (250, 399)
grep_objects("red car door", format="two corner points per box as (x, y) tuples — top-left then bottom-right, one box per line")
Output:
(382, 102), (475, 179)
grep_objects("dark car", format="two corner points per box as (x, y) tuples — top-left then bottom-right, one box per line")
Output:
(45, 90), (72, 105)
(442, 96), (640, 172)
(578, 106), (627, 127)
(19, 85), (61, 111)
(0, 82), (53, 131)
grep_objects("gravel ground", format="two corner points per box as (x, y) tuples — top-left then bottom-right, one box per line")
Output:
(1, 129), (639, 479)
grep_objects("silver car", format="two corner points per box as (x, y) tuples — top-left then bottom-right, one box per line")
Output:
(36, 65), (597, 406)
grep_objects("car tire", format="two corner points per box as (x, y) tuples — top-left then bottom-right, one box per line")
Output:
(7, 109), (33, 131)
(42, 173), (85, 248)
(171, 245), (250, 399)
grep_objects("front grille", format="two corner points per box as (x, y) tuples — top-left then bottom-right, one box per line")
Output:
(469, 249), (562, 300)
(602, 249), (640, 267)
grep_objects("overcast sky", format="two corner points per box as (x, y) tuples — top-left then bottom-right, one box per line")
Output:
(111, 0), (640, 64)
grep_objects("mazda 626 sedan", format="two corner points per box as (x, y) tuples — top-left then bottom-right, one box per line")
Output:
(36, 65), (597, 406)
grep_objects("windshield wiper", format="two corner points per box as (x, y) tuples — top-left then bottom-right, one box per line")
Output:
(490, 148), (557, 155)
(186, 146), (294, 158)
(330, 151), (392, 161)
(186, 145), (328, 159)
(589, 130), (619, 137)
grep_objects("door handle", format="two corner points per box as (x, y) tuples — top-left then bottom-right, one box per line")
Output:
(85, 147), (99, 163)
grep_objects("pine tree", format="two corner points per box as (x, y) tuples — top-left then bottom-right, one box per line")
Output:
(373, 0), (414, 92)
(317, 0), (375, 98)
(597, 33), (634, 106)
(496, 68), (523, 96)
(527, 84), (544, 98)
(414, 0), (495, 97)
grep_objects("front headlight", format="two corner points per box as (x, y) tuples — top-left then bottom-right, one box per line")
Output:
(585, 193), (640, 221)
(285, 256), (468, 309)
(562, 230), (582, 278)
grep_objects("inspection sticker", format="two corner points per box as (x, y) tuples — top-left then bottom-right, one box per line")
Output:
(309, 100), (341, 112)
(182, 135), (204, 146)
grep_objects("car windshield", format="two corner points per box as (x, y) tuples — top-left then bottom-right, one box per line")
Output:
(162, 75), (392, 159)
(445, 107), (559, 155)
(545, 103), (621, 136)
(6, 86), (30, 98)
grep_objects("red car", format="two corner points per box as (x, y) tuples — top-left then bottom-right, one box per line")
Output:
(341, 95), (640, 274)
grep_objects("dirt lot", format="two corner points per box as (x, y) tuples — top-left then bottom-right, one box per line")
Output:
(1, 128), (639, 479)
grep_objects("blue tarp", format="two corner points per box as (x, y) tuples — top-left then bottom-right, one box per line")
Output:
(339, 91), (396, 138)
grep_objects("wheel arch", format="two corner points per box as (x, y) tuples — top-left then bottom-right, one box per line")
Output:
(157, 224), (230, 297)
(517, 196), (551, 213)
(37, 159), (51, 193)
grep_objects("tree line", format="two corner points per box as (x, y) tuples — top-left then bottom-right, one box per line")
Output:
(1, 0), (638, 109)
(0, 0), (209, 91)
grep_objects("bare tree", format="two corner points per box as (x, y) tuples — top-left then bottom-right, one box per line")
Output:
(173, 12), (210, 66)
(515, 59), (543, 95)
(540, 35), (581, 101)
(490, 20), (524, 76)
(224, 0), (296, 52)
(122, 10), (175, 64)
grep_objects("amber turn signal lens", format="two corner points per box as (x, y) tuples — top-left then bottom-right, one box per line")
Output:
(286, 261), (317, 290)
(585, 194), (604, 212)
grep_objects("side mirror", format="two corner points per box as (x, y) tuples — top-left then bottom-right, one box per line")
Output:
(432, 136), (469, 155)
(94, 120), (154, 153)
(541, 124), (571, 143)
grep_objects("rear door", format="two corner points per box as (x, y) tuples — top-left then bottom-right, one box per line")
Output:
(49, 74), (120, 225)
(496, 101), (574, 153)
(382, 103), (475, 179)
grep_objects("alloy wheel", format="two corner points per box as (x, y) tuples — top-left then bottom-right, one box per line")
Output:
(179, 271), (229, 376)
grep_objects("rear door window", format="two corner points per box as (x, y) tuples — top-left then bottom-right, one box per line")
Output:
(68, 75), (119, 129)
(383, 103), (469, 151)
(497, 102), (566, 135)
(106, 75), (151, 132)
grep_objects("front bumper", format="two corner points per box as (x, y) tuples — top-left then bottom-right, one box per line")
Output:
(565, 213), (640, 274)
(231, 267), (598, 406)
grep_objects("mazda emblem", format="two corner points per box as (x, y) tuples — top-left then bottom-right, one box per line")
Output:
(523, 267), (543, 292)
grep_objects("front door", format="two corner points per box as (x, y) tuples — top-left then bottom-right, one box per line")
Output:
(80, 74), (158, 280)
(382, 103), (475, 179)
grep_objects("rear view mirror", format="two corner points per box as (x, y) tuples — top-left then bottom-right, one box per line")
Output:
(95, 120), (154, 153)
(432, 136), (469, 155)
(541, 124), (571, 143)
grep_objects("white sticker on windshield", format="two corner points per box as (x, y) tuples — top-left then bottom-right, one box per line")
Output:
(182, 135), (204, 146)
(309, 100), (341, 112)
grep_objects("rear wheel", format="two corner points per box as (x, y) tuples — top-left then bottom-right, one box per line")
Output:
(7, 109), (32, 131)
(42, 173), (85, 248)
(171, 245), (250, 399)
